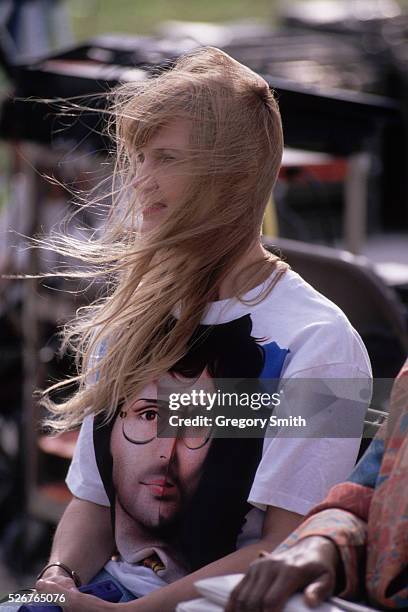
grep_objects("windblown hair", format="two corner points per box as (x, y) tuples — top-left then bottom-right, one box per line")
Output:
(41, 46), (287, 431)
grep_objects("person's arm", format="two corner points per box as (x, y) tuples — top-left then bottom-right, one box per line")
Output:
(225, 534), (341, 612)
(36, 505), (302, 611)
(225, 504), (368, 612)
(36, 496), (115, 589)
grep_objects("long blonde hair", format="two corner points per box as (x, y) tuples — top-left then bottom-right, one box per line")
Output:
(41, 46), (287, 431)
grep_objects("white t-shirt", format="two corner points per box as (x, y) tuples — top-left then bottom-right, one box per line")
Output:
(66, 268), (372, 597)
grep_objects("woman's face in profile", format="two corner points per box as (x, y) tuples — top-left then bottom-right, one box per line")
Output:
(132, 119), (192, 232)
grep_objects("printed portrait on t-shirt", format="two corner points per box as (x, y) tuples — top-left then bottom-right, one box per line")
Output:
(94, 314), (289, 580)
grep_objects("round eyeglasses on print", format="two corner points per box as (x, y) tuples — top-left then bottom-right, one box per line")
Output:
(119, 400), (212, 450)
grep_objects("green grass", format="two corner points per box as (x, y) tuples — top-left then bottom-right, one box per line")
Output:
(67, 0), (277, 40)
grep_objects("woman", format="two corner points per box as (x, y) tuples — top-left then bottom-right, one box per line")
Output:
(34, 47), (371, 611)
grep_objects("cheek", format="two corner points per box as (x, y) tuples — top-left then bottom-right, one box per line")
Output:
(179, 445), (210, 486)
(161, 173), (189, 203)
(111, 423), (138, 477)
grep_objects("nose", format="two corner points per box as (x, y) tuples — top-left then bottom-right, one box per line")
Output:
(157, 436), (181, 461)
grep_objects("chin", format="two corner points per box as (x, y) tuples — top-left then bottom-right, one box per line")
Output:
(132, 510), (178, 532)
(124, 495), (180, 530)
(153, 502), (181, 530)
(158, 509), (178, 526)
(140, 219), (161, 233)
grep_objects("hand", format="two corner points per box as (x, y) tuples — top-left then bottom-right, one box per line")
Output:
(36, 578), (112, 612)
(225, 536), (341, 612)
(35, 566), (77, 592)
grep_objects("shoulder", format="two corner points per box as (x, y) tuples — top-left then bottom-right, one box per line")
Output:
(200, 268), (371, 378)
(250, 270), (372, 378)
(251, 268), (353, 329)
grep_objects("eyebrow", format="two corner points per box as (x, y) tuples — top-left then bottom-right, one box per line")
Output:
(135, 398), (158, 403)
(148, 147), (184, 154)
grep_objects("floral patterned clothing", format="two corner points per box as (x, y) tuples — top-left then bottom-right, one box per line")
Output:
(278, 361), (408, 609)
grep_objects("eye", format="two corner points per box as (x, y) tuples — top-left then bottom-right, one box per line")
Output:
(138, 408), (158, 422)
(136, 151), (145, 164)
(160, 154), (176, 163)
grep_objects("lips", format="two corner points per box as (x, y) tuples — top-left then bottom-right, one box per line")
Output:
(146, 478), (174, 487)
(141, 478), (175, 496)
(142, 203), (167, 215)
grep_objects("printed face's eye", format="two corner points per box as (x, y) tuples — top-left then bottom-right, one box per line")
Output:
(123, 403), (160, 443)
(140, 409), (158, 422)
(131, 406), (159, 423)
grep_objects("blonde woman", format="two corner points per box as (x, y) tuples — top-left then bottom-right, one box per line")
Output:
(34, 47), (371, 612)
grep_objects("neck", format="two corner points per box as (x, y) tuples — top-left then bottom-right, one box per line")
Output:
(217, 240), (274, 300)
